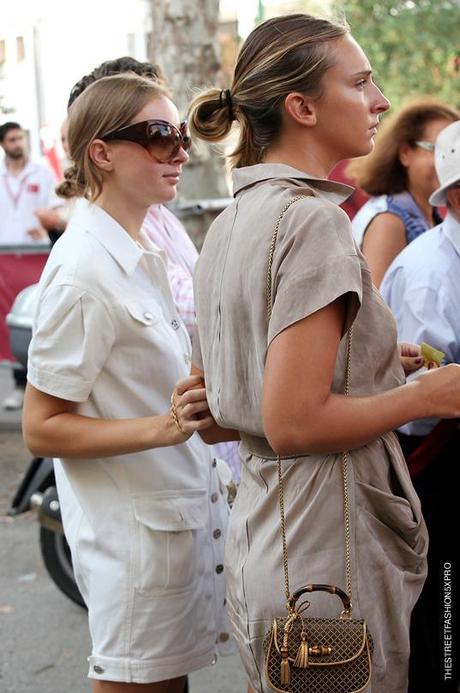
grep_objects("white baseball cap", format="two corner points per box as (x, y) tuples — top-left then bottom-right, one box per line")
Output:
(429, 120), (460, 207)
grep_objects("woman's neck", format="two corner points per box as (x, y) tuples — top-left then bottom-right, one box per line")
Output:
(263, 140), (333, 179)
(94, 191), (149, 241)
(408, 186), (436, 225)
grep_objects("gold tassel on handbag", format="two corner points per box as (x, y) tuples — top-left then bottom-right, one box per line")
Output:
(262, 196), (373, 693)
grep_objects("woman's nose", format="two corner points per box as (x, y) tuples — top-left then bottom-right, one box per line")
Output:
(175, 146), (189, 164)
(373, 86), (390, 114)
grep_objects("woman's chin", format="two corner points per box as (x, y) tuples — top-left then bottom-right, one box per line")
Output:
(161, 185), (178, 203)
(147, 189), (176, 207)
(349, 141), (375, 160)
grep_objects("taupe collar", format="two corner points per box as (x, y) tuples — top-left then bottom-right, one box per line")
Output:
(232, 163), (354, 206)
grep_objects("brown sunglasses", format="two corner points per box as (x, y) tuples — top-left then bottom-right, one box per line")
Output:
(101, 119), (191, 162)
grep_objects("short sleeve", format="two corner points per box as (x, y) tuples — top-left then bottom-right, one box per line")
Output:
(268, 200), (363, 345)
(28, 284), (116, 401)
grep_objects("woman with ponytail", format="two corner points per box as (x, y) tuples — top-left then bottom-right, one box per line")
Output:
(22, 73), (232, 692)
(187, 12), (460, 693)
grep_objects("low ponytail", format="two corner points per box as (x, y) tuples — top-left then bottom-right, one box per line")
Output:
(60, 73), (166, 202)
(189, 13), (348, 170)
(56, 164), (87, 200)
(188, 87), (235, 143)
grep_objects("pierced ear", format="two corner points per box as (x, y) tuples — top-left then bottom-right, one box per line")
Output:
(89, 139), (113, 171)
(284, 92), (317, 127)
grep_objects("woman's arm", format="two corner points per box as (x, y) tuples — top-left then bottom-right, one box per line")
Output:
(262, 296), (460, 456)
(190, 364), (240, 444)
(23, 375), (213, 459)
(362, 213), (406, 287)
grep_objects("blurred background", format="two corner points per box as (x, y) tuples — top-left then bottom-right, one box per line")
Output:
(1, 0), (458, 186)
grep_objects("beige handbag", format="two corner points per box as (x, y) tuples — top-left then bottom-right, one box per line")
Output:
(262, 195), (373, 693)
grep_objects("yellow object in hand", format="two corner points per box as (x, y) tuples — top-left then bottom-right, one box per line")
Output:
(420, 342), (445, 367)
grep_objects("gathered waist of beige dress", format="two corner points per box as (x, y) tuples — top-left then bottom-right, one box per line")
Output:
(239, 432), (311, 461)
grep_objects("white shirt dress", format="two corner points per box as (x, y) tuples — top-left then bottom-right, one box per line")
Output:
(27, 201), (233, 684)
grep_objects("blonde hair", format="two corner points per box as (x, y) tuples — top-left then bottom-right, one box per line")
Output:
(57, 73), (168, 200)
(188, 13), (348, 169)
(347, 97), (459, 195)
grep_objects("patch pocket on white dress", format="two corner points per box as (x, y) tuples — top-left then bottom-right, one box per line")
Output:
(132, 490), (208, 595)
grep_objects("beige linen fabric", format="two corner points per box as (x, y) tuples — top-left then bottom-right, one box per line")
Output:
(193, 164), (428, 692)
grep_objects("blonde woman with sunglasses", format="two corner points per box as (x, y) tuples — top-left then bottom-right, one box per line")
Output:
(22, 74), (233, 693)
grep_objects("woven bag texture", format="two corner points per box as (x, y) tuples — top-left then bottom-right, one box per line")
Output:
(264, 615), (373, 693)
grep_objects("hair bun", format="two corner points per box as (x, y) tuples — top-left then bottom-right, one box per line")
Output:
(56, 164), (86, 200)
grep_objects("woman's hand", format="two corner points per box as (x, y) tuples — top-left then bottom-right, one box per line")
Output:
(398, 342), (424, 375)
(416, 363), (460, 420)
(169, 375), (214, 443)
(24, 377), (214, 459)
(398, 342), (439, 374)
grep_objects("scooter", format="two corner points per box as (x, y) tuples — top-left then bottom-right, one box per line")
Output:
(7, 282), (85, 608)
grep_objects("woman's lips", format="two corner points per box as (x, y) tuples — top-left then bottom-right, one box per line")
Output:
(163, 172), (181, 183)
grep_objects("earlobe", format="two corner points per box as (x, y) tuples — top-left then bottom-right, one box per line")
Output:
(284, 93), (317, 127)
(398, 143), (411, 167)
(89, 140), (113, 171)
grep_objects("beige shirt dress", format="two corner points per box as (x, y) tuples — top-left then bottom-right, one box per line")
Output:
(193, 164), (428, 692)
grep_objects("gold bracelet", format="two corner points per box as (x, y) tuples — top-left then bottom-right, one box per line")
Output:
(170, 392), (187, 436)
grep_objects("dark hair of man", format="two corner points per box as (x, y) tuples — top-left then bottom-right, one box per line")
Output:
(0, 121), (22, 143)
(67, 56), (166, 110)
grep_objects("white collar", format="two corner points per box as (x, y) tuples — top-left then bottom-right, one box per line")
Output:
(71, 200), (164, 276)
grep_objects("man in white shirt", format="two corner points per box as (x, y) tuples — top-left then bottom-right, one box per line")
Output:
(381, 120), (460, 693)
(381, 122), (460, 435)
(0, 121), (59, 244)
(0, 121), (59, 409)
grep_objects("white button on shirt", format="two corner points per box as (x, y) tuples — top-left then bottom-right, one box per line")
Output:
(27, 201), (232, 681)
(381, 212), (460, 436)
(0, 159), (59, 244)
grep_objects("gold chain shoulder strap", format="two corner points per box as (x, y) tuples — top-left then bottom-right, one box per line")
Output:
(266, 194), (354, 611)
(266, 194), (309, 322)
